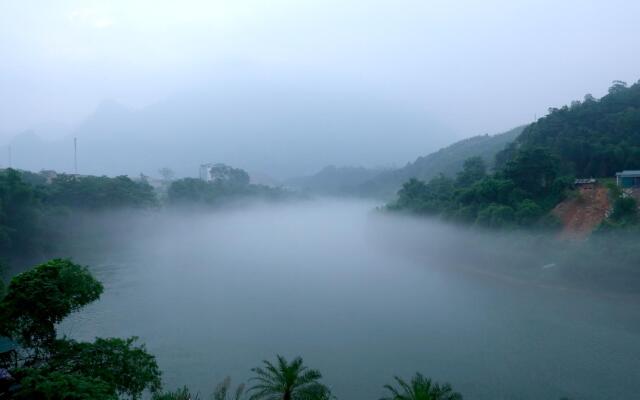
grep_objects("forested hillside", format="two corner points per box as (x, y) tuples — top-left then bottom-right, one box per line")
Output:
(357, 125), (524, 199)
(389, 80), (640, 230)
(496, 80), (640, 177)
(285, 165), (386, 196)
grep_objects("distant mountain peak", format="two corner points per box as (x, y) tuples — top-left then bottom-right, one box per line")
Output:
(94, 99), (130, 116)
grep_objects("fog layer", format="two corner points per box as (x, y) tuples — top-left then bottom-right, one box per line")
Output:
(58, 200), (640, 400)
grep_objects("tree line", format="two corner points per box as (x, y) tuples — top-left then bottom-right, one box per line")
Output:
(0, 166), (290, 263)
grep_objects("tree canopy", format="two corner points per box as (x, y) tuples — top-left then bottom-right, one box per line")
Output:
(0, 259), (103, 352)
(496, 80), (640, 177)
(0, 259), (161, 399)
(381, 373), (462, 400)
(249, 355), (330, 400)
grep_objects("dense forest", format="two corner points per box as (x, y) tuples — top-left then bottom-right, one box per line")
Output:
(390, 81), (640, 229)
(496, 81), (640, 177)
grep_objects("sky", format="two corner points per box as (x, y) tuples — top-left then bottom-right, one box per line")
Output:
(1, 0), (640, 144)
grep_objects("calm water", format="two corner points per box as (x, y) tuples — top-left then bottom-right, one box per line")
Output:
(59, 200), (640, 400)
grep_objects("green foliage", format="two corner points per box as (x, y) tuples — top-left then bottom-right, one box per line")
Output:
(47, 174), (157, 210)
(457, 178), (516, 207)
(502, 148), (560, 198)
(202, 164), (251, 187)
(249, 355), (330, 400)
(390, 148), (568, 229)
(152, 377), (247, 400)
(0, 259), (103, 352)
(610, 196), (638, 223)
(455, 157), (486, 187)
(48, 337), (162, 399)
(153, 386), (200, 400)
(0, 169), (159, 261)
(391, 176), (455, 214)
(0, 259), (162, 400)
(381, 373), (462, 400)
(12, 369), (117, 400)
(514, 199), (544, 226)
(392, 79), (640, 230)
(168, 177), (286, 206)
(360, 126), (525, 199)
(475, 204), (515, 229)
(0, 169), (46, 255)
(496, 81), (640, 177)
(213, 377), (246, 400)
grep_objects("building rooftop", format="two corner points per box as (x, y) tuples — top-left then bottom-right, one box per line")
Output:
(574, 178), (596, 184)
(616, 170), (640, 177)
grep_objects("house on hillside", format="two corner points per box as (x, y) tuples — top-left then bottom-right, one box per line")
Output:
(574, 178), (596, 189)
(615, 171), (640, 188)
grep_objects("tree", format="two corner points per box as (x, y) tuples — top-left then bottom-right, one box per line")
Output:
(213, 377), (246, 400)
(0, 168), (46, 255)
(0, 259), (103, 354)
(47, 174), (158, 210)
(152, 386), (199, 400)
(514, 199), (544, 226)
(47, 337), (162, 399)
(392, 176), (455, 214)
(475, 204), (515, 229)
(12, 370), (116, 400)
(0, 259), (162, 399)
(205, 164), (250, 187)
(608, 80), (628, 94)
(249, 355), (329, 400)
(455, 157), (486, 187)
(610, 196), (638, 223)
(381, 373), (462, 400)
(158, 168), (175, 182)
(502, 148), (560, 197)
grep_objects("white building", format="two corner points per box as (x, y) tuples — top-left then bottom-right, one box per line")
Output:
(199, 163), (241, 183)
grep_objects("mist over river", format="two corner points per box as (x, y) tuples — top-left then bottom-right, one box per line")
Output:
(58, 200), (640, 400)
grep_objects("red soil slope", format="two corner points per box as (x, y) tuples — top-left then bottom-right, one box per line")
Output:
(552, 185), (610, 239)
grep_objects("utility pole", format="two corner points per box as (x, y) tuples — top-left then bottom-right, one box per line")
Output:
(8, 145), (11, 168)
(74, 137), (78, 175)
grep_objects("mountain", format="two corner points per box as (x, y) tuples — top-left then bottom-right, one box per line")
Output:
(285, 165), (387, 195)
(496, 80), (640, 177)
(0, 80), (448, 180)
(356, 125), (525, 199)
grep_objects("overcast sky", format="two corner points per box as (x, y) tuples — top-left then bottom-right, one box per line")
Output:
(1, 0), (639, 143)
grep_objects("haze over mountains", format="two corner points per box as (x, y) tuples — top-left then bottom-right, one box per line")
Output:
(1, 80), (449, 180)
(288, 125), (525, 199)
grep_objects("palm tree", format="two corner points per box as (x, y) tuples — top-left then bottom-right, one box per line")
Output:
(249, 355), (330, 400)
(381, 373), (462, 400)
(213, 377), (246, 400)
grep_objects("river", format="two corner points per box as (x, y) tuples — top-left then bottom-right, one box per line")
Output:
(58, 199), (640, 400)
